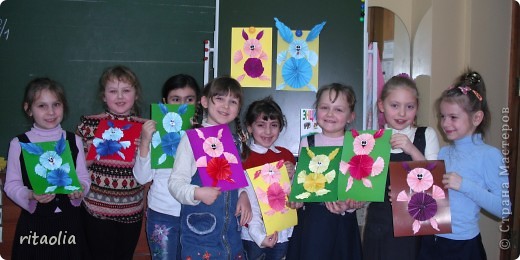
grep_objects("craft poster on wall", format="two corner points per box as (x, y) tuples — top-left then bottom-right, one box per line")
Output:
(338, 129), (391, 202)
(231, 27), (272, 87)
(300, 108), (322, 138)
(20, 135), (82, 195)
(289, 146), (341, 202)
(86, 120), (142, 162)
(245, 160), (297, 235)
(274, 18), (326, 92)
(186, 124), (247, 191)
(151, 103), (195, 169)
(390, 160), (452, 237)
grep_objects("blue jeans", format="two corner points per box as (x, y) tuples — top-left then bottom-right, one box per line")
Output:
(146, 208), (181, 260)
(243, 240), (288, 260)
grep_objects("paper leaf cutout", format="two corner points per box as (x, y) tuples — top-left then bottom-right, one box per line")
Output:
(20, 142), (44, 155)
(186, 125), (247, 191)
(158, 154), (167, 165)
(55, 135), (66, 155)
(338, 129), (391, 202)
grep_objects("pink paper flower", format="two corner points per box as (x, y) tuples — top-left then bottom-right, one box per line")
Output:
(202, 137), (224, 157)
(243, 38), (263, 57)
(348, 155), (374, 180)
(406, 167), (434, 192)
(353, 133), (376, 155)
(266, 182), (287, 212)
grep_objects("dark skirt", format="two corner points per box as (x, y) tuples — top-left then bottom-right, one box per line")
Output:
(286, 203), (362, 260)
(12, 206), (86, 260)
(418, 234), (487, 260)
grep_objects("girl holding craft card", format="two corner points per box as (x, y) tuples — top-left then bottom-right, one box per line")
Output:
(418, 70), (509, 259)
(133, 74), (200, 260)
(5, 78), (90, 259)
(362, 74), (440, 260)
(286, 83), (364, 260)
(76, 65), (147, 259)
(168, 76), (252, 259)
(240, 96), (296, 260)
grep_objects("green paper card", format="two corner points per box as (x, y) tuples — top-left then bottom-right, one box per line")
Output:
(289, 146), (342, 202)
(151, 103), (195, 169)
(338, 129), (391, 202)
(20, 136), (82, 195)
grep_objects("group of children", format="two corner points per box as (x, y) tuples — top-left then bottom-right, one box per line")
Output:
(4, 64), (509, 260)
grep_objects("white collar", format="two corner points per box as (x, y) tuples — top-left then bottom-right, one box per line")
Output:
(249, 141), (281, 154)
(384, 124), (413, 135)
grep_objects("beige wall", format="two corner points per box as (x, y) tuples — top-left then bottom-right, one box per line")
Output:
(368, 0), (512, 259)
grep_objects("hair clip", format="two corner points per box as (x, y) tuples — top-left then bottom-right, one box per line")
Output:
(464, 72), (482, 86)
(458, 86), (482, 101)
(396, 73), (412, 79)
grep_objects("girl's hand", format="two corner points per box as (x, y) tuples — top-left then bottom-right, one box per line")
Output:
(31, 191), (55, 204)
(284, 161), (296, 180)
(261, 232), (279, 248)
(390, 134), (415, 154)
(443, 172), (462, 191)
(68, 184), (86, 200)
(236, 191), (252, 226)
(194, 187), (221, 205)
(325, 201), (347, 214)
(344, 199), (365, 210)
(140, 120), (157, 145)
(286, 201), (303, 209)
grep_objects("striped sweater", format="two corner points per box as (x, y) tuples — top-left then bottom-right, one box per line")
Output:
(76, 111), (146, 223)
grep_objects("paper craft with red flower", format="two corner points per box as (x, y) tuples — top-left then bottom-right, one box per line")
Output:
(245, 160), (297, 235)
(390, 160), (452, 237)
(86, 120), (142, 162)
(289, 146), (341, 202)
(338, 129), (391, 201)
(186, 124), (247, 191)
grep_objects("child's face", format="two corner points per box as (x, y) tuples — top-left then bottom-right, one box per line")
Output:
(378, 86), (418, 130)
(316, 89), (355, 137)
(25, 89), (64, 130)
(165, 86), (197, 105)
(201, 92), (240, 125)
(439, 101), (480, 141)
(103, 79), (137, 115)
(247, 113), (281, 149)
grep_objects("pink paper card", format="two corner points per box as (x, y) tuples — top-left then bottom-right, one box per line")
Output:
(86, 119), (142, 162)
(389, 160), (452, 237)
(186, 124), (247, 191)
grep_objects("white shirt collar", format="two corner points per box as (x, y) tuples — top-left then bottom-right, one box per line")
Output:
(384, 124), (413, 135)
(249, 141), (281, 154)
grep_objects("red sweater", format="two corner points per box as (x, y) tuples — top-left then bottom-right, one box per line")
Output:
(242, 146), (296, 170)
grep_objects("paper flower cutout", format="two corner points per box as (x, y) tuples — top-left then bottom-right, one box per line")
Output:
(206, 157), (233, 186)
(340, 129), (385, 192)
(295, 147), (339, 199)
(254, 161), (282, 184)
(20, 135), (80, 193)
(152, 103), (189, 165)
(256, 182), (291, 215)
(396, 162), (445, 234)
(274, 17), (326, 92)
(93, 121), (132, 160)
(233, 28), (270, 81)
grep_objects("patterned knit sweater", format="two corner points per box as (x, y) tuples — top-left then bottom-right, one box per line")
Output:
(76, 111), (147, 223)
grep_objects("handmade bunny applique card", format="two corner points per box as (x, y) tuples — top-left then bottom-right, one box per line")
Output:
(289, 146), (341, 202)
(338, 129), (391, 202)
(20, 135), (82, 195)
(245, 160), (297, 235)
(389, 160), (452, 237)
(86, 119), (142, 162)
(186, 124), (248, 191)
(151, 103), (195, 169)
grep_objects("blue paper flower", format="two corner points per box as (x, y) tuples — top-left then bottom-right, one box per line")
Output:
(102, 127), (124, 141)
(47, 166), (73, 187)
(162, 112), (183, 133)
(39, 151), (62, 170)
(96, 140), (123, 156)
(161, 132), (181, 156)
(282, 57), (313, 89)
